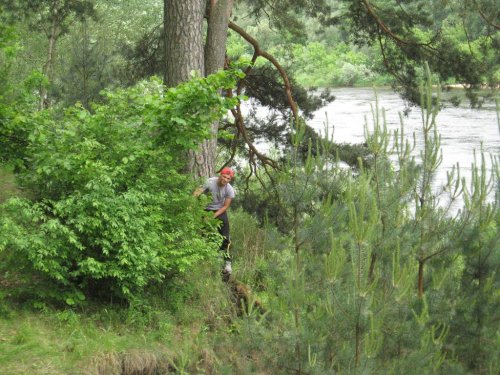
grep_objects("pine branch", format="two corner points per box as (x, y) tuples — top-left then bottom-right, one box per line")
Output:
(228, 21), (299, 121)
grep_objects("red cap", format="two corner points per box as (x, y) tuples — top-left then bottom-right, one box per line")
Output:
(220, 167), (234, 177)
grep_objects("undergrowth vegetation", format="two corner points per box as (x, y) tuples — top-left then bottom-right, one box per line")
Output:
(0, 65), (499, 374)
(0, 70), (243, 305)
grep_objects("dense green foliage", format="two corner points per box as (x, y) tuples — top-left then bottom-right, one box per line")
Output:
(0, 1), (498, 374)
(0, 22), (47, 165)
(290, 42), (382, 87)
(339, 0), (499, 104)
(0, 74), (499, 374)
(228, 76), (498, 374)
(0, 69), (243, 304)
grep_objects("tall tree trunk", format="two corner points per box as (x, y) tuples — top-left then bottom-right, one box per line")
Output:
(81, 21), (89, 108)
(40, 18), (58, 110)
(163, 0), (205, 87)
(204, 0), (232, 74)
(163, 0), (234, 178)
(187, 0), (234, 178)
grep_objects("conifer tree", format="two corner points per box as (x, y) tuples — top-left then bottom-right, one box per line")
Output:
(450, 151), (499, 373)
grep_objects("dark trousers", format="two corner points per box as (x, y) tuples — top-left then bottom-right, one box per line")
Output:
(211, 211), (231, 261)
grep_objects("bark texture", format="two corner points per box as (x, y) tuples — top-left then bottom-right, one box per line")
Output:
(164, 0), (234, 178)
(187, 0), (234, 178)
(163, 0), (205, 87)
(204, 0), (233, 75)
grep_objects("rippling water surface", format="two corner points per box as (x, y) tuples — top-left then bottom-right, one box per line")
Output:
(309, 87), (499, 209)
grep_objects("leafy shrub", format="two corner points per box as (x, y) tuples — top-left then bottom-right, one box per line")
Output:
(0, 24), (42, 166)
(291, 41), (380, 87)
(0, 70), (243, 304)
(335, 62), (372, 86)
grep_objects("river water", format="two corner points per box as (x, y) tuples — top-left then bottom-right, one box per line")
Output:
(308, 87), (500, 210)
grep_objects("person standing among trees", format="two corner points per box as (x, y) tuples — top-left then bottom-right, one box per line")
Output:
(194, 168), (235, 275)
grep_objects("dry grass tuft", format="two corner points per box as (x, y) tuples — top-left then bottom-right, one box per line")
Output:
(121, 349), (170, 375)
(197, 347), (217, 374)
(85, 352), (121, 375)
(84, 349), (173, 375)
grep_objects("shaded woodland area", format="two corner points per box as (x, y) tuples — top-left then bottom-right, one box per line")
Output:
(0, 1), (499, 374)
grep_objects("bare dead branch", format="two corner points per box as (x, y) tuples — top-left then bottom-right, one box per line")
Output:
(219, 63), (279, 172)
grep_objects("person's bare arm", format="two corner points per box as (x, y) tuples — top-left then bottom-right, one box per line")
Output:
(214, 198), (232, 218)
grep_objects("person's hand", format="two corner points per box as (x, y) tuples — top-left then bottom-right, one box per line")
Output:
(193, 187), (204, 197)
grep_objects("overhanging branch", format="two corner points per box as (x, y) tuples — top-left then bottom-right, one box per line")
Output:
(473, 0), (500, 30)
(228, 21), (299, 122)
(362, 0), (442, 55)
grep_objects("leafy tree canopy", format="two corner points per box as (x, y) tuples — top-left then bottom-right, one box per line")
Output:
(339, 0), (499, 104)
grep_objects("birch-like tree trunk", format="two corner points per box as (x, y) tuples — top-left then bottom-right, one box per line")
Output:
(40, 17), (59, 109)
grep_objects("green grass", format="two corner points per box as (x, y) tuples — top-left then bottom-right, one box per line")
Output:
(0, 172), (265, 374)
(0, 308), (177, 374)
(0, 256), (245, 374)
(0, 273), (259, 374)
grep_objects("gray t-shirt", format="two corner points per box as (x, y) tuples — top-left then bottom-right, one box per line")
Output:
(204, 177), (235, 210)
